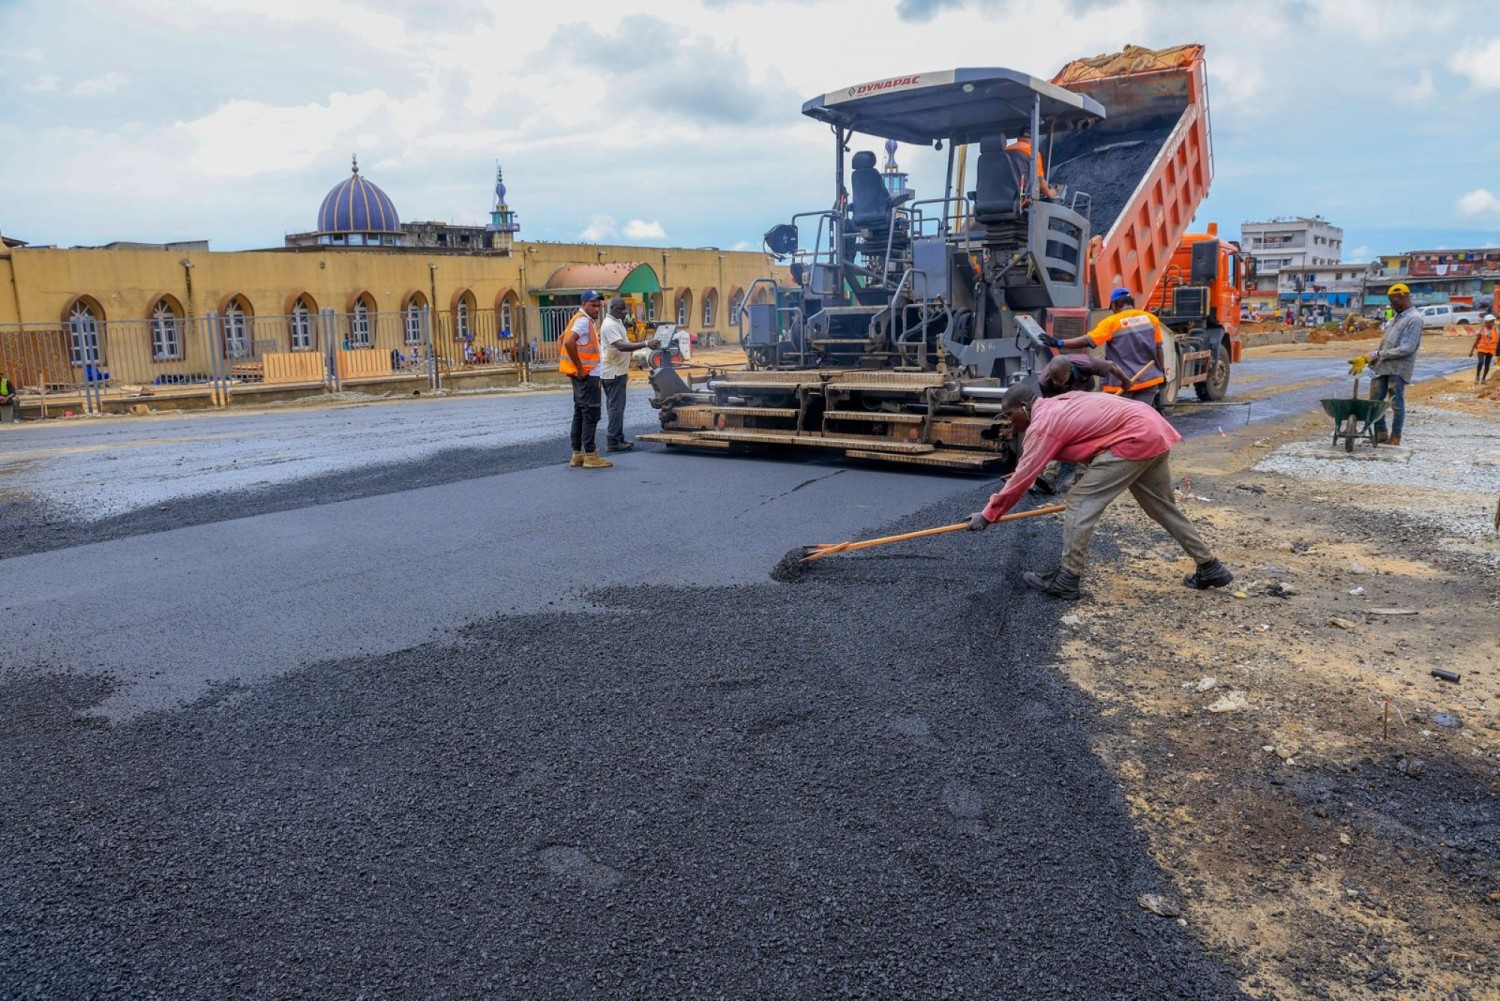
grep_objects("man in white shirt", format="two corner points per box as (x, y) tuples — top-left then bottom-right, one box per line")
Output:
(598, 296), (659, 452)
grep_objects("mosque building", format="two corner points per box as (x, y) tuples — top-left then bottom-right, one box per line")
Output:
(0, 158), (777, 411)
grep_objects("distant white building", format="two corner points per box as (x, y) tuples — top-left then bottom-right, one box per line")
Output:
(1238, 216), (1343, 307)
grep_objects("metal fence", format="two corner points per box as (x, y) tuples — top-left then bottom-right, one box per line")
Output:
(0, 306), (553, 413)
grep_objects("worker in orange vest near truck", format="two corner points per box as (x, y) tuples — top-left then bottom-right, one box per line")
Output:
(1053, 287), (1167, 407)
(1470, 313), (1497, 384)
(559, 291), (612, 468)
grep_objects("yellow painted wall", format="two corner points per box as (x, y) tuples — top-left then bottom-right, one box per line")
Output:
(0, 242), (776, 336)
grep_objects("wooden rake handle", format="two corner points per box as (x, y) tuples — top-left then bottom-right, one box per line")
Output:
(803, 503), (1066, 563)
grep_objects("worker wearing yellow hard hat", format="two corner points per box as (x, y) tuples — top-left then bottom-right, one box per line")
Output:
(1351, 283), (1421, 446)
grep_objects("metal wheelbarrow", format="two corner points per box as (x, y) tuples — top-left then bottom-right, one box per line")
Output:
(1320, 376), (1389, 452)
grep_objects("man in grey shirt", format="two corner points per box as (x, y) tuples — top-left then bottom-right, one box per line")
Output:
(1365, 282), (1423, 446)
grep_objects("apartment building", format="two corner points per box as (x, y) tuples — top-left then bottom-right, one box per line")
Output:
(1238, 216), (1343, 308)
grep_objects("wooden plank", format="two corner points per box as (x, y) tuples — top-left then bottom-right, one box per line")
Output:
(824, 410), (925, 423)
(711, 406), (799, 417)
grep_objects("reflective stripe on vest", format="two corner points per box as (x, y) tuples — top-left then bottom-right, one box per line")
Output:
(557, 310), (600, 376)
(1092, 310), (1165, 391)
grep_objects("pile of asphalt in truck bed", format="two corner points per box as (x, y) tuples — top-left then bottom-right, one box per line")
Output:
(1049, 121), (1177, 241)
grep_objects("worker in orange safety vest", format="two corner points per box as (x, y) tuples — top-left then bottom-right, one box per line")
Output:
(1470, 313), (1497, 384)
(1052, 287), (1167, 406)
(560, 291), (612, 468)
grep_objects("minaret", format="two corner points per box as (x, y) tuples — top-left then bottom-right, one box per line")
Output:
(487, 163), (520, 253)
(882, 138), (909, 197)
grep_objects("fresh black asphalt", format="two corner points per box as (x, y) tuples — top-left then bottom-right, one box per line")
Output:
(0, 470), (1247, 998)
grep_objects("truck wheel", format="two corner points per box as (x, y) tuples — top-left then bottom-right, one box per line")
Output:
(1195, 350), (1230, 401)
(1160, 377), (1180, 408)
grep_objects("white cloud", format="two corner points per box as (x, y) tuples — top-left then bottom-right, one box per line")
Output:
(0, 47), (45, 61)
(23, 74), (60, 93)
(1349, 245), (1372, 260)
(623, 219), (667, 240)
(72, 71), (128, 96)
(579, 215), (617, 242)
(1456, 189), (1500, 218)
(179, 90), (393, 177)
(1448, 37), (1500, 90)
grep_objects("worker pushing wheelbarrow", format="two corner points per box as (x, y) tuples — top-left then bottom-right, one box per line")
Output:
(1320, 355), (1389, 452)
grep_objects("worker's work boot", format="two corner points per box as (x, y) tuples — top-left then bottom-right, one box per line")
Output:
(1387, 433), (1402, 446)
(1182, 557), (1234, 590)
(570, 451), (584, 467)
(581, 452), (613, 469)
(1373, 429), (1389, 445)
(1021, 568), (1082, 600)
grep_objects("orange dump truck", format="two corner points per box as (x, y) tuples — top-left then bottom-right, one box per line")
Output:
(1051, 44), (1245, 403)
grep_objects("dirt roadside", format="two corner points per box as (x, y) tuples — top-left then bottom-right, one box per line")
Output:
(1056, 369), (1499, 999)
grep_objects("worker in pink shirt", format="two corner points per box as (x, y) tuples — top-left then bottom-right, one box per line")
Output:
(968, 383), (1233, 600)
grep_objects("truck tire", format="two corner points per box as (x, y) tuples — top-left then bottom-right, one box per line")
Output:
(1195, 344), (1230, 401)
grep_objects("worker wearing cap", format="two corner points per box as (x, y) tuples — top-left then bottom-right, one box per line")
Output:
(966, 382), (1232, 600)
(1053, 288), (1167, 406)
(1006, 128), (1057, 200)
(1357, 283), (1423, 446)
(1470, 313), (1497, 384)
(560, 291), (612, 468)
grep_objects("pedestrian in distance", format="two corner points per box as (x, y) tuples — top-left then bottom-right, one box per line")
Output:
(560, 291), (612, 468)
(967, 383), (1233, 601)
(1052, 287), (1167, 406)
(598, 297), (660, 453)
(0, 371), (17, 423)
(1356, 282), (1423, 447)
(1470, 313), (1497, 383)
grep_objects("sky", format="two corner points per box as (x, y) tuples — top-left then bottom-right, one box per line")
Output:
(2, 0), (1499, 261)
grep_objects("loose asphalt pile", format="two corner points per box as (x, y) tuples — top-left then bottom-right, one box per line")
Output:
(0, 442), (1249, 998)
(1049, 122), (1175, 241)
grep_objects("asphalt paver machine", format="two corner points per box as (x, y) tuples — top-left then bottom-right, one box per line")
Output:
(642, 70), (1103, 471)
(643, 46), (1219, 471)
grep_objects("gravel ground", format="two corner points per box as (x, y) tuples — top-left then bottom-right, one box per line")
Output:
(1254, 401), (1500, 547)
(0, 481), (1248, 998)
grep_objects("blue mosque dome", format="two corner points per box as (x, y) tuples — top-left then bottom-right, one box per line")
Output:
(316, 155), (401, 235)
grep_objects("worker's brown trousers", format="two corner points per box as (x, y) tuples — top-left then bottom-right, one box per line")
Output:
(1060, 449), (1212, 576)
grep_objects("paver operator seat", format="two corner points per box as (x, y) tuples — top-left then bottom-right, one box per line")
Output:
(850, 150), (892, 231)
(973, 135), (1029, 226)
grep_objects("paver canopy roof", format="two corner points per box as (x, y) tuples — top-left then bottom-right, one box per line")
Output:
(801, 68), (1104, 145)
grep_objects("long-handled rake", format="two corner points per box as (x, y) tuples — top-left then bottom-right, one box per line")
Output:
(773, 503), (1067, 581)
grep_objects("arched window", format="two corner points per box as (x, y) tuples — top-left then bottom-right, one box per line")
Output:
(222, 296), (252, 359)
(453, 290), (476, 340)
(289, 295), (316, 351)
(498, 292), (518, 337)
(67, 298), (104, 366)
(150, 297), (182, 361)
(350, 294), (375, 348)
(403, 293), (427, 345)
(676, 290), (693, 327)
(701, 288), (718, 328)
(730, 288), (746, 323)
